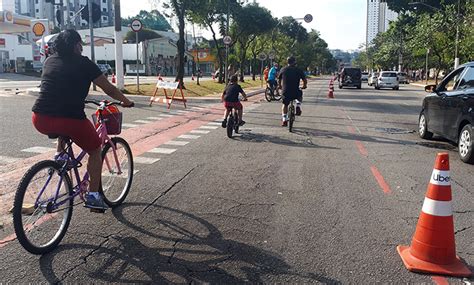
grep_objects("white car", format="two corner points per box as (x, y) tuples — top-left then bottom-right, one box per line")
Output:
(368, 72), (379, 86)
(375, 71), (399, 90)
(361, 72), (369, 81)
(397, 72), (409, 84)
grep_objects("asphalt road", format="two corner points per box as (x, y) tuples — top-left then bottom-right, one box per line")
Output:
(0, 78), (472, 283)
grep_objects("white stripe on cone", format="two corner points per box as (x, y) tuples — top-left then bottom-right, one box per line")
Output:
(430, 169), (451, 186)
(421, 197), (453, 217)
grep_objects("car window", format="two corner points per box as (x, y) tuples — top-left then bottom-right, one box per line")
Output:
(439, 67), (465, 92)
(381, 72), (397, 77)
(457, 67), (474, 90)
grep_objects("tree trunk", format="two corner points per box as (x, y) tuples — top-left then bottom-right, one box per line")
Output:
(174, 3), (186, 89)
(208, 25), (224, 84)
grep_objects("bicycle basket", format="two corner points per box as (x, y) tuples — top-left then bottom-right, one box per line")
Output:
(92, 106), (123, 135)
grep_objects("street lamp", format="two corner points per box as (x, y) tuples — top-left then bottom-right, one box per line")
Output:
(408, 1), (461, 69)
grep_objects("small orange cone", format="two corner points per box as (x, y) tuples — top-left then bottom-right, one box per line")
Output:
(327, 80), (335, 99)
(397, 153), (472, 277)
(111, 73), (116, 84)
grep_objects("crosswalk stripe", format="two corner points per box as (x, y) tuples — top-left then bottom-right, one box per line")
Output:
(176, 110), (189, 113)
(148, 147), (177, 154)
(178, 134), (200, 139)
(199, 126), (218, 130)
(0, 155), (21, 164)
(164, 140), (189, 146)
(190, 130), (210, 134)
(146, 117), (163, 120)
(207, 122), (221, 126)
(122, 123), (139, 128)
(159, 114), (174, 117)
(21, 146), (55, 153)
(134, 157), (160, 164)
(134, 120), (155, 124)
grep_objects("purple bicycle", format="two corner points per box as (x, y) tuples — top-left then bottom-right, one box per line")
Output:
(12, 100), (134, 254)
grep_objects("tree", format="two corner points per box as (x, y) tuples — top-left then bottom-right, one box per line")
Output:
(122, 10), (172, 31)
(384, 0), (458, 13)
(124, 29), (161, 43)
(231, 3), (276, 81)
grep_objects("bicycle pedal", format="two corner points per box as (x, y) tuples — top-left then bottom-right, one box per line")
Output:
(89, 208), (106, 214)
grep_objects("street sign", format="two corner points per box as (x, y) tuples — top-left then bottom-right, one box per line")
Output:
(304, 14), (313, 23)
(223, 35), (232, 45)
(268, 51), (275, 60)
(131, 19), (143, 32)
(258, 53), (267, 61)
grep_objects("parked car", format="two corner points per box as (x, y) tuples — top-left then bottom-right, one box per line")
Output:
(419, 62), (474, 163)
(361, 72), (369, 82)
(375, 71), (399, 90)
(368, 72), (379, 86)
(338, 67), (362, 89)
(97, 64), (112, 76)
(397, 72), (409, 84)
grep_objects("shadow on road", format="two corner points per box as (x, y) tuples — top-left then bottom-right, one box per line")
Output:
(39, 204), (341, 284)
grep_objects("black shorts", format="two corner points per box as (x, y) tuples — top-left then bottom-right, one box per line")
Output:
(282, 89), (303, 106)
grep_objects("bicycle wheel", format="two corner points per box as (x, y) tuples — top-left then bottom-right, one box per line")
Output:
(273, 88), (282, 101)
(288, 104), (295, 132)
(234, 111), (240, 134)
(227, 114), (234, 138)
(13, 160), (73, 255)
(264, 87), (272, 102)
(100, 137), (133, 207)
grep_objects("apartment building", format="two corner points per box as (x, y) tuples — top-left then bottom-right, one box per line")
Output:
(366, 0), (398, 46)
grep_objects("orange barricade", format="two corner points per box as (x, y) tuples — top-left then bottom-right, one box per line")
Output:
(149, 80), (187, 109)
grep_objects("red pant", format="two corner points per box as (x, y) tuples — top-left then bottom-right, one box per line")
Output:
(32, 113), (101, 153)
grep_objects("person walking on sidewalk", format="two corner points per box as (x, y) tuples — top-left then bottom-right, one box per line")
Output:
(278, 56), (307, 126)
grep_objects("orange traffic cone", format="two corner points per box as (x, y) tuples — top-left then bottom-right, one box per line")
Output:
(111, 73), (116, 84)
(327, 80), (335, 99)
(397, 153), (472, 277)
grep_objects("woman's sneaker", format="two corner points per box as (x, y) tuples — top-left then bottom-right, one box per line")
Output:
(84, 192), (108, 212)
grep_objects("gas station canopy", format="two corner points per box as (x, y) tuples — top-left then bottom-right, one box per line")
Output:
(0, 10), (33, 34)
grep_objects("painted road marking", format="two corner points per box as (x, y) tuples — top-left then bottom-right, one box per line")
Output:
(175, 110), (189, 113)
(0, 156), (21, 164)
(134, 120), (155, 124)
(190, 130), (210, 134)
(178, 134), (200, 139)
(134, 157), (160, 164)
(149, 147), (177, 154)
(199, 126), (218, 130)
(146, 117), (163, 120)
(122, 123), (139, 128)
(159, 114), (174, 118)
(207, 122), (222, 126)
(21, 146), (55, 153)
(370, 166), (392, 194)
(164, 140), (189, 146)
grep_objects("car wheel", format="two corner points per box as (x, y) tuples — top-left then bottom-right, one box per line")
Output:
(357, 85), (361, 89)
(458, 124), (474, 164)
(419, 112), (433, 139)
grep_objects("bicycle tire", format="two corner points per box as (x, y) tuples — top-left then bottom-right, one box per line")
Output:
(264, 88), (272, 102)
(227, 114), (234, 138)
(274, 89), (282, 101)
(13, 160), (73, 255)
(100, 137), (133, 207)
(289, 104), (295, 132)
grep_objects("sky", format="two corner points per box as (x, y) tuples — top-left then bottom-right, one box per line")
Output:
(121, 0), (367, 51)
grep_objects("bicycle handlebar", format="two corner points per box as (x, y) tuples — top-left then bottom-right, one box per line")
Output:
(85, 100), (134, 108)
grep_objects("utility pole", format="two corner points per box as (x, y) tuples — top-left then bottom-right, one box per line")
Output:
(454, 0), (460, 69)
(88, 0), (96, 90)
(65, 0), (70, 29)
(114, 0), (124, 90)
(225, 0), (230, 85)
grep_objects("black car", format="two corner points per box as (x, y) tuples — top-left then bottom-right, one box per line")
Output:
(419, 62), (474, 163)
(338, 67), (362, 89)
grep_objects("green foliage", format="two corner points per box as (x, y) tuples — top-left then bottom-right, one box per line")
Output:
(122, 10), (172, 32)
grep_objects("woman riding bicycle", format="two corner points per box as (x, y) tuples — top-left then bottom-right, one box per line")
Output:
(31, 29), (134, 212)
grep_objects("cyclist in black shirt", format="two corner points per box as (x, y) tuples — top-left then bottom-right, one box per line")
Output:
(221, 75), (248, 128)
(278, 56), (307, 126)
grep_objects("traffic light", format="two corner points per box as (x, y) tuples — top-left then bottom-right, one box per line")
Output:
(81, 2), (101, 23)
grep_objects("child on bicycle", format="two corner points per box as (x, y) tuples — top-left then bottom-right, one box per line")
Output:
(221, 74), (248, 128)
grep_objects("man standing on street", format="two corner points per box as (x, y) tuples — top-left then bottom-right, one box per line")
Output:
(278, 56), (307, 127)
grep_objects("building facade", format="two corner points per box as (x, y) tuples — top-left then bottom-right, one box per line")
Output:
(366, 0), (398, 46)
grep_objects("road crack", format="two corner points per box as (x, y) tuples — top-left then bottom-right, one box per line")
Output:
(141, 166), (197, 214)
(454, 226), (471, 235)
(167, 238), (183, 264)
